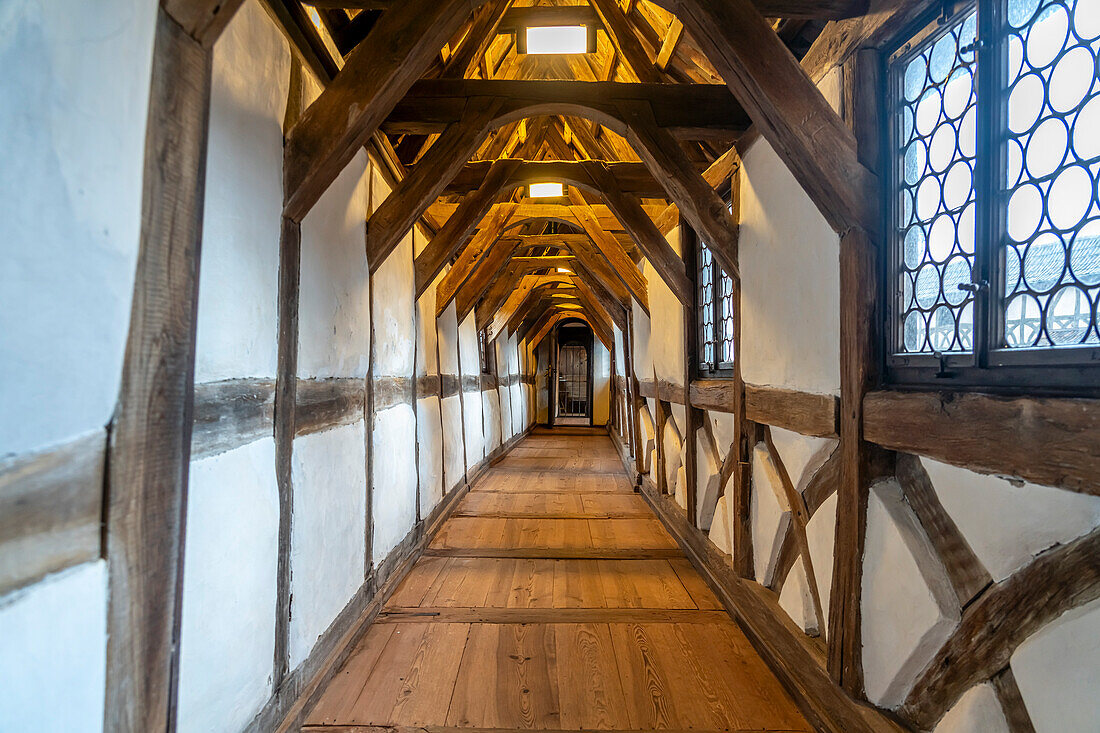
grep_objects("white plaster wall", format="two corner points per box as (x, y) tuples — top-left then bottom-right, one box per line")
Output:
(193, 1), (287, 382)
(708, 411), (737, 459)
(416, 276), (441, 377)
(862, 479), (960, 709)
(0, 561), (106, 731)
(459, 317), (485, 467)
(297, 152), (371, 378)
(289, 422), (367, 668)
(371, 227), (415, 377)
(805, 491), (838, 626)
(634, 227), (684, 386)
(417, 397), (445, 516)
(751, 443), (789, 584)
(1012, 597), (1100, 732)
(778, 563), (818, 634)
(372, 404), (418, 559)
(177, 438), (279, 733)
(613, 326), (626, 374)
(438, 303), (460, 375)
(932, 683), (1009, 733)
(709, 496), (732, 554)
(922, 457), (1100, 582)
(441, 395), (466, 491)
(497, 383), (513, 443)
(0, 0), (156, 456)
(483, 390), (502, 454)
(593, 338), (611, 425)
(738, 140), (840, 395)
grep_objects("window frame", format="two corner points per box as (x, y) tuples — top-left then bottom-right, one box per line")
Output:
(685, 207), (737, 380)
(883, 0), (1100, 395)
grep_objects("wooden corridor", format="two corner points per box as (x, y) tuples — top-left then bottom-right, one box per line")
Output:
(303, 428), (811, 732)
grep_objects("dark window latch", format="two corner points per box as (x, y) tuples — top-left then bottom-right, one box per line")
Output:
(957, 279), (989, 295)
(933, 351), (955, 379)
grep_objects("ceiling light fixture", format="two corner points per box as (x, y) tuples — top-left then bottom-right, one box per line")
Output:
(529, 182), (564, 198)
(522, 24), (592, 54)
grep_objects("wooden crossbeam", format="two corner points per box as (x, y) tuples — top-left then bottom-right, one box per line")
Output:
(618, 102), (740, 279)
(414, 159), (521, 297)
(435, 202), (517, 314)
(430, 160), (667, 197)
(382, 80), (749, 138)
(441, 0), (512, 78)
(283, 0), (487, 221)
(645, 0), (869, 19)
(366, 100), (504, 273)
(426, 202), (663, 230)
(496, 5), (600, 33)
(655, 18), (684, 70)
(566, 189), (648, 310)
(455, 236), (523, 319)
(670, 0), (877, 234)
(590, 0), (660, 83)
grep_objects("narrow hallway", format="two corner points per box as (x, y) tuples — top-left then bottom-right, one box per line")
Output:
(304, 427), (810, 731)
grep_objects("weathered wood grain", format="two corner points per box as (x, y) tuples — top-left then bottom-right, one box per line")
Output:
(865, 390), (1100, 496)
(0, 431), (105, 596)
(104, 10), (212, 730)
(191, 378), (276, 459)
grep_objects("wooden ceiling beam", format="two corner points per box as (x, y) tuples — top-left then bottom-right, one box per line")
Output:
(484, 273), (540, 336)
(669, 0), (877, 234)
(427, 160), (667, 197)
(655, 142), (742, 233)
(283, 0), (486, 221)
(366, 100), (504, 273)
(165, 0), (245, 46)
(590, 0), (661, 83)
(655, 18), (684, 71)
(427, 202), (663, 230)
(455, 236), (522, 319)
(440, 0), (512, 78)
(415, 160), (521, 297)
(618, 101), (740, 280)
(435, 202), (517, 314)
(566, 188), (649, 311)
(496, 6), (601, 33)
(644, 0), (870, 20)
(382, 80), (749, 138)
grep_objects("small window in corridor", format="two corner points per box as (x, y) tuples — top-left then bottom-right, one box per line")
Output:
(696, 206), (736, 376)
(887, 0), (1100, 389)
(478, 329), (490, 374)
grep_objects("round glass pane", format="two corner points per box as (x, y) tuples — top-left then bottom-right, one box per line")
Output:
(903, 310), (927, 352)
(929, 214), (957, 262)
(943, 255), (972, 305)
(1048, 164), (1093, 230)
(915, 263), (942, 309)
(1047, 284), (1092, 343)
(1023, 232), (1067, 292)
(1069, 219), (1100, 284)
(1004, 292), (1043, 346)
(1026, 3), (1069, 70)
(1026, 117), (1070, 178)
(1009, 73), (1046, 133)
(1072, 95), (1100, 161)
(1007, 183), (1044, 241)
(1049, 45), (1095, 113)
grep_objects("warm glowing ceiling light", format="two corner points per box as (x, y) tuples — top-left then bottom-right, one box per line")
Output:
(529, 182), (564, 198)
(524, 25), (588, 54)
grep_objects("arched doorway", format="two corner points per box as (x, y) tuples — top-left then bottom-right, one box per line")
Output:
(553, 319), (593, 426)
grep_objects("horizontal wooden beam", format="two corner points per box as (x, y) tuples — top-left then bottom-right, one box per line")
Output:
(496, 6), (600, 32)
(0, 431), (105, 596)
(689, 381), (839, 438)
(429, 159), (668, 197)
(647, 0), (870, 20)
(383, 80), (749, 138)
(864, 390), (1100, 496)
(426, 201), (664, 230)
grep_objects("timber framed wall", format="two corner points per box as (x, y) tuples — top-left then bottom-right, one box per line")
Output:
(4, 0), (1100, 731)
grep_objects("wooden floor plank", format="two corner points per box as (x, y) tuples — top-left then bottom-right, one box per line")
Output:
(554, 623), (631, 729)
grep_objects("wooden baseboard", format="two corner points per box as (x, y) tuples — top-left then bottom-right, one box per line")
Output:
(247, 423), (531, 733)
(637, 482), (907, 733)
(605, 424), (639, 485)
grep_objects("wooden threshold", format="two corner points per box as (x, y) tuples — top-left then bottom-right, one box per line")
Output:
(423, 547), (684, 559)
(377, 607), (732, 623)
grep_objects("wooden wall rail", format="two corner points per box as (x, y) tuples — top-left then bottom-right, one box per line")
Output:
(690, 380), (840, 438)
(864, 390), (1100, 497)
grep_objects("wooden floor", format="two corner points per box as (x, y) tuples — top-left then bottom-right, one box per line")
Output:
(304, 428), (811, 732)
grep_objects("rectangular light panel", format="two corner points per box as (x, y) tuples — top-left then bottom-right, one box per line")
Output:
(524, 25), (588, 54)
(529, 182), (565, 198)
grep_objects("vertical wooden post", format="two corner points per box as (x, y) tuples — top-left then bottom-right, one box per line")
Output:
(828, 49), (885, 698)
(273, 216), (300, 688)
(727, 166), (754, 578)
(681, 221), (700, 527)
(104, 8), (217, 731)
(625, 317), (645, 476)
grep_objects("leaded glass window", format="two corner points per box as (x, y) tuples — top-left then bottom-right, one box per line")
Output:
(887, 0), (1100, 388)
(697, 221), (735, 376)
